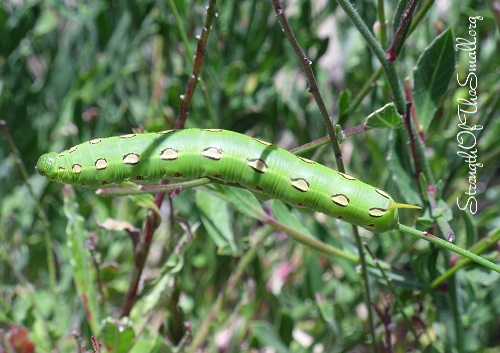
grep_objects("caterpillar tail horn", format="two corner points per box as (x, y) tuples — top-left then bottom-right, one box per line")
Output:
(388, 200), (422, 211)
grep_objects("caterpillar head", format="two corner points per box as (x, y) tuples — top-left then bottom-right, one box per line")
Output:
(36, 152), (58, 179)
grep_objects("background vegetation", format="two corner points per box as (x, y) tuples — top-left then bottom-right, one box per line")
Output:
(1, 0), (499, 352)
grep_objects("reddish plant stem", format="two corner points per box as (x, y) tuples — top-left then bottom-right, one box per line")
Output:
(121, 192), (166, 317)
(121, 1), (217, 317)
(271, 3), (380, 349)
(343, 124), (368, 138)
(387, 0), (420, 61)
(270, 0), (346, 173)
(176, 0), (217, 129)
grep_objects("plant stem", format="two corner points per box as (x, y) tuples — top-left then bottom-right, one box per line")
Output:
(96, 178), (211, 197)
(397, 224), (500, 274)
(418, 226), (500, 296)
(377, 0), (387, 49)
(121, 2), (219, 316)
(270, 0), (346, 173)
(176, 0), (218, 128)
(337, 0), (405, 113)
(121, 193), (166, 317)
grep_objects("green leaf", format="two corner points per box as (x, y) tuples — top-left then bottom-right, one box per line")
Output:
(101, 317), (136, 353)
(415, 216), (435, 229)
(63, 187), (101, 335)
(276, 310), (294, 346)
(413, 28), (456, 132)
(387, 133), (422, 206)
(338, 89), (351, 118)
(33, 9), (58, 36)
(212, 185), (266, 220)
(128, 193), (159, 215)
(271, 200), (315, 239)
(196, 189), (239, 255)
(364, 103), (402, 129)
(130, 335), (165, 353)
(316, 293), (337, 332)
(251, 321), (291, 353)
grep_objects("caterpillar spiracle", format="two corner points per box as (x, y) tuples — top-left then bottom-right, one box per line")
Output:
(36, 129), (420, 232)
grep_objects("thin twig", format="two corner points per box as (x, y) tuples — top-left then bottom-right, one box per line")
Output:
(270, 0), (346, 173)
(121, 193), (166, 317)
(337, 0), (405, 113)
(169, 0), (216, 124)
(176, 0), (218, 128)
(96, 178), (211, 197)
(418, 226), (500, 296)
(377, 0), (388, 49)
(270, 3), (380, 349)
(341, 0), (434, 121)
(387, 0), (420, 61)
(289, 135), (331, 155)
(403, 79), (435, 186)
(121, 1), (218, 316)
(398, 225), (500, 273)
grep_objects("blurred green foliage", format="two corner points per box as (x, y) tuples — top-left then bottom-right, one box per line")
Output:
(1, 0), (499, 352)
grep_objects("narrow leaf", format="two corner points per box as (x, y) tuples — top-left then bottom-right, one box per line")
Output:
(63, 187), (101, 335)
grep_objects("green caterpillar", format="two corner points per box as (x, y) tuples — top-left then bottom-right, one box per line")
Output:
(36, 129), (420, 232)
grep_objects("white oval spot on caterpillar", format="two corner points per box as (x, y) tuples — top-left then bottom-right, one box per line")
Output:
(120, 134), (136, 139)
(160, 148), (179, 160)
(332, 194), (350, 207)
(291, 178), (310, 192)
(247, 158), (268, 173)
(58, 153), (65, 157)
(201, 147), (222, 160)
(203, 129), (223, 132)
(123, 153), (140, 165)
(253, 138), (273, 146)
(72, 164), (83, 174)
(297, 156), (315, 164)
(338, 172), (356, 181)
(69, 146), (78, 153)
(369, 207), (387, 218)
(95, 158), (108, 170)
(375, 188), (390, 199)
(157, 130), (175, 134)
(90, 138), (102, 145)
